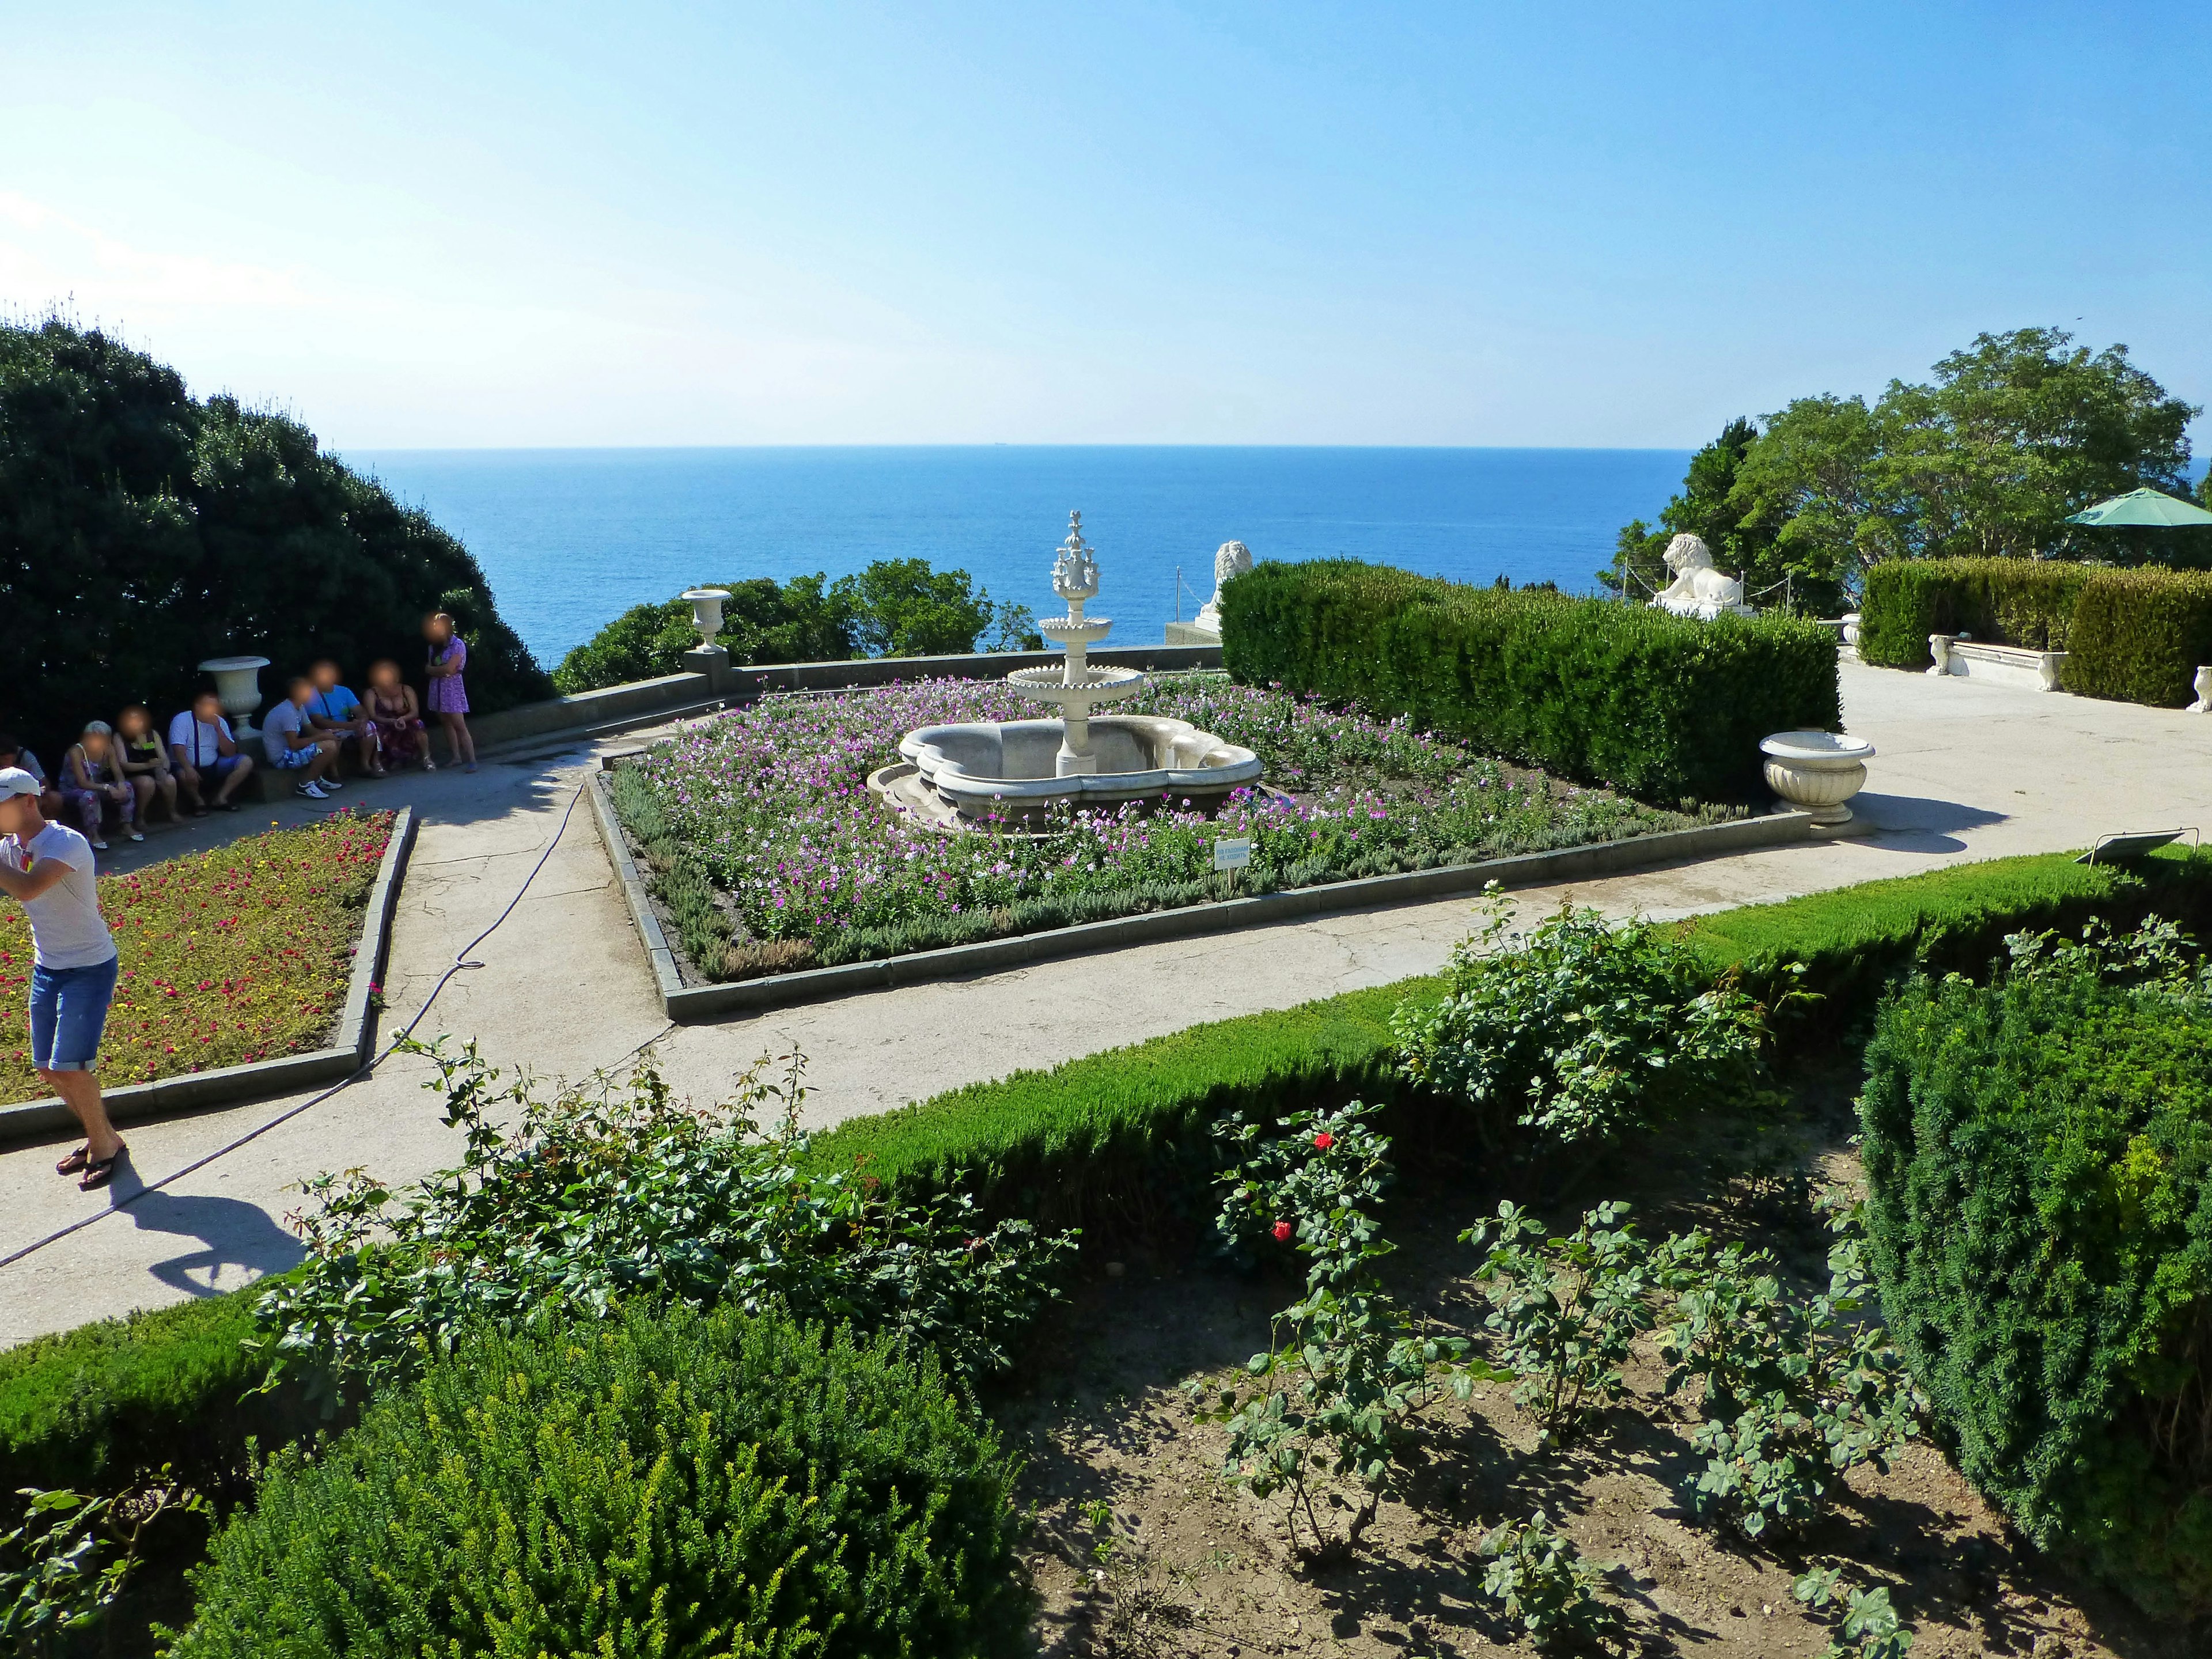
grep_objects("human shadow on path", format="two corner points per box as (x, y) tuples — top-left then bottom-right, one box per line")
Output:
(105, 1162), (305, 1297)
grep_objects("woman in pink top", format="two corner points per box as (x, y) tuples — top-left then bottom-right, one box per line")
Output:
(423, 612), (478, 773)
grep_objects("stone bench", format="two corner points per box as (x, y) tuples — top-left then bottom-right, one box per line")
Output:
(1927, 634), (2066, 693)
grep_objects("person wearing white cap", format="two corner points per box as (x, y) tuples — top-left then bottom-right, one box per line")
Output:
(0, 766), (126, 1189)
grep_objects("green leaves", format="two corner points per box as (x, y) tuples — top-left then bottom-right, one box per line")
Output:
(1395, 891), (1772, 1152)
(1473, 1511), (1618, 1650)
(253, 1038), (1077, 1403)
(2, 1471), (204, 1654)
(1794, 1568), (1916, 1659)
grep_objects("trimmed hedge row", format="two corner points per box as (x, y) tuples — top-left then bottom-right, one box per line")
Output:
(1859, 556), (2212, 707)
(1218, 559), (1840, 803)
(2063, 568), (2212, 706)
(1861, 962), (2212, 1615)
(1857, 557), (2090, 668)
(10, 846), (2212, 1521)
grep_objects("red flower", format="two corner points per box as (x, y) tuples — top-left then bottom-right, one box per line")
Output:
(1271, 1221), (1293, 1243)
(1312, 1131), (1335, 1150)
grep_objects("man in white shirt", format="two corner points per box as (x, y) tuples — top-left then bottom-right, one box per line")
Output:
(0, 767), (126, 1189)
(261, 677), (343, 800)
(166, 691), (256, 813)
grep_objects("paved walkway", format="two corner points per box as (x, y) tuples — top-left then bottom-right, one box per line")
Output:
(4, 662), (2209, 1344)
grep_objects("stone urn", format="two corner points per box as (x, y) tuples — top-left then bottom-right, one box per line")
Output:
(199, 655), (271, 742)
(1761, 729), (1874, 830)
(2188, 667), (2212, 714)
(681, 588), (733, 650)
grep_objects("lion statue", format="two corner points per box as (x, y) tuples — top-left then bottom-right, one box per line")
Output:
(1193, 540), (1252, 634)
(1650, 533), (1751, 620)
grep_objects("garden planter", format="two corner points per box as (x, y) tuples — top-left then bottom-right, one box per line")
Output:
(199, 655), (271, 741)
(1761, 729), (1874, 831)
(681, 588), (733, 647)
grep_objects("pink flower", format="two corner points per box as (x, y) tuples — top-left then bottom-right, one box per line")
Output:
(1313, 1131), (1335, 1150)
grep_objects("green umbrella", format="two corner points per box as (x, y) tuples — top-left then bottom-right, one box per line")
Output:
(2065, 487), (2212, 528)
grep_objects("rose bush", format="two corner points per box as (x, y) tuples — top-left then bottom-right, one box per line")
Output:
(0, 812), (392, 1104)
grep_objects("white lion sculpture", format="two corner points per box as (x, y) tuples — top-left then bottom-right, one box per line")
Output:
(1649, 533), (1751, 620)
(1193, 540), (1252, 635)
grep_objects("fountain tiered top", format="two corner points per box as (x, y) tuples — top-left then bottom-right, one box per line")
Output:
(1003, 513), (1147, 776)
(869, 510), (1265, 827)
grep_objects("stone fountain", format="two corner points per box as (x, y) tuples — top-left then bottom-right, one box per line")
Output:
(872, 512), (1263, 827)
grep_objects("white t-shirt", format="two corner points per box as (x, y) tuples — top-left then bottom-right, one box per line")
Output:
(262, 699), (311, 763)
(1, 824), (116, 969)
(167, 710), (234, 768)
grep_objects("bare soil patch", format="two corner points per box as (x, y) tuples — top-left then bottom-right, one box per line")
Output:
(997, 1061), (2192, 1658)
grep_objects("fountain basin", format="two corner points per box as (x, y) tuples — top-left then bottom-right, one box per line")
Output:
(883, 715), (1263, 825)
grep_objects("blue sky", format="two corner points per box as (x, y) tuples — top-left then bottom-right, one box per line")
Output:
(2, 2), (2205, 449)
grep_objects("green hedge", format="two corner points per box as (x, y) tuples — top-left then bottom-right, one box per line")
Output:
(12, 846), (2212, 1525)
(171, 1304), (1025, 1658)
(1857, 556), (2090, 669)
(1860, 963), (2212, 1615)
(2062, 568), (2212, 707)
(1218, 559), (1840, 803)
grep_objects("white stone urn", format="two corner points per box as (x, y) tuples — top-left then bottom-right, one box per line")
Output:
(199, 655), (271, 742)
(1762, 729), (1875, 829)
(681, 588), (733, 650)
(2188, 667), (2212, 714)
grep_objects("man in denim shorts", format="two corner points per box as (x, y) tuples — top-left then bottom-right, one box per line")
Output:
(0, 767), (126, 1189)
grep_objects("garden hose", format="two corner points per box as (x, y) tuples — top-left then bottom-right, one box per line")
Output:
(0, 781), (676, 1272)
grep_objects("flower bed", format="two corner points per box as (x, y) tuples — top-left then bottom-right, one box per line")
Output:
(0, 811), (395, 1105)
(611, 677), (1696, 980)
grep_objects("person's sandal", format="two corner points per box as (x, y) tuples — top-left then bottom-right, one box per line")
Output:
(55, 1145), (89, 1176)
(127, 828), (145, 842)
(78, 1146), (126, 1191)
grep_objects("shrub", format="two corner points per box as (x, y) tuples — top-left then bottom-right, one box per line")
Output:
(1658, 1203), (1921, 1539)
(169, 1303), (1026, 1659)
(1395, 889), (1775, 1152)
(552, 574), (858, 693)
(1855, 556), (2090, 668)
(1858, 919), (2212, 1613)
(0, 318), (546, 762)
(2, 1474), (204, 1654)
(0, 810), (393, 1105)
(1793, 1569), (1916, 1659)
(2061, 566), (2212, 706)
(1463, 1200), (1657, 1446)
(1473, 1512), (1616, 1650)
(256, 1040), (1073, 1401)
(1202, 1102), (1471, 1552)
(1218, 558), (1840, 801)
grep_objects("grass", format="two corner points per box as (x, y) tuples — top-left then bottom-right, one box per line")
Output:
(0, 810), (394, 1105)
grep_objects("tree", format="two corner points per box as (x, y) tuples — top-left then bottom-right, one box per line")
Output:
(0, 317), (547, 760)
(828, 558), (1039, 658)
(1601, 418), (1801, 608)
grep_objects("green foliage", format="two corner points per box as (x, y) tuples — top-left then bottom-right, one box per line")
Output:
(1855, 556), (2092, 668)
(1219, 558), (1839, 802)
(552, 564), (1040, 695)
(1859, 915), (2212, 1612)
(552, 574), (861, 693)
(1725, 327), (2199, 589)
(2061, 567), (2212, 707)
(1793, 1569), (1915, 1659)
(1462, 1201), (1660, 1445)
(1473, 1512), (1617, 1650)
(1200, 1103), (1472, 1553)
(3, 1475), (203, 1658)
(1603, 416), (1828, 613)
(254, 1039), (1074, 1401)
(0, 317), (546, 760)
(1396, 890), (1774, 1150)
(1658, 1203), (1921, 1539)
(169, 1303), (1026, 1659)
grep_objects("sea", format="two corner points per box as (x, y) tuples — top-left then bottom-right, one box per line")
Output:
(342, 446), (1692, 669)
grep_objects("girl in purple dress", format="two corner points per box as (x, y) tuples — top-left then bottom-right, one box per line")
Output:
(423, 612), (478, 772)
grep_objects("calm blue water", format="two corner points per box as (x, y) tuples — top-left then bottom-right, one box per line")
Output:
(343, 447), (1691, 668)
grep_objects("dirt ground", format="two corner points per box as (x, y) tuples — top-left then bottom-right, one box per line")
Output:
(999, 1066), (2195, 1658)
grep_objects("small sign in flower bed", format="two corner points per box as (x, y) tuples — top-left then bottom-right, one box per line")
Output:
(609, 677), (1702, 982)
(0, 810), (395, 1105)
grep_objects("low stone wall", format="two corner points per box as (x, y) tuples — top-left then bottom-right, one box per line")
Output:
(465, 645), (1228, 753)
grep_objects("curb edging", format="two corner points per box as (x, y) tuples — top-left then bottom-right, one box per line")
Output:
(0, 808), (421, 1145)
(589, 770), (1820, 1022)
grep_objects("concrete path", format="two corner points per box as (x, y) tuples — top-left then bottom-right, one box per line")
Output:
(5, 661), (2209, 1344)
